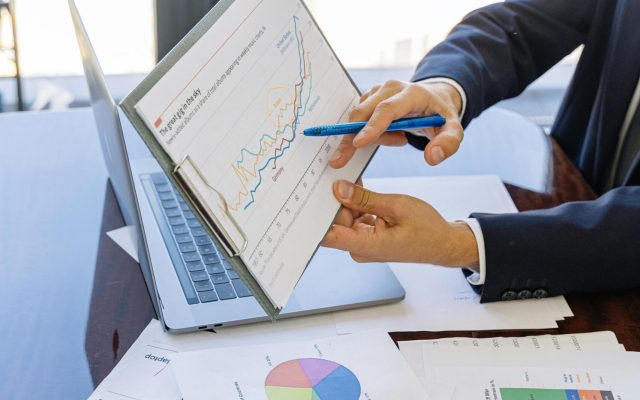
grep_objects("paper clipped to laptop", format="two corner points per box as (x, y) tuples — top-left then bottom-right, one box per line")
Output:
(120, 0), (375, 317)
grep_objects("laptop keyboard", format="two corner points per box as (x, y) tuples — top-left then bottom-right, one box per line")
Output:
(146, 172), (253, 304)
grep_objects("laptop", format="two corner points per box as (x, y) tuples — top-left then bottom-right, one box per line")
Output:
(69, 0), (405, 333)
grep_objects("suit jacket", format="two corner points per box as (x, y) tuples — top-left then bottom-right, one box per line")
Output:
(409, 0), (640, 301)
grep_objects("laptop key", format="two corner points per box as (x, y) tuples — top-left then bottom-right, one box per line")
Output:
(198, 244), (216, 255)
(202, 254), (220, 264)
(232, 279), (253, 298)
(187, 219), (202, 228)
(175, 233), (192, 244)
(150, 173), (167, 184)
(206, 263), (225, 274)
(198, 290), (218, 303)
(210, 273), (228, 284)
(222, 260), (233, 270)
(227, 269), (239, 280)
(168, 216), (184, 225)
(165, 208), (182, 218)
(183, 252), (201, 262)
(186, 261), (205, 272)
(179, 202), (191, 212)
(194, 280), (214, 292)
(190, 227), (207, 237)
(183, 211), (196, 219)
(161, 199), (177, 209)
(179, 242), (197, 253)
(171, 224), (189, 235)
(214, 283), (237, 300)
(190, 270), (209, 282)
(155, 183), (171, 193)
(194, 236), (211, 246)
(158, 192), (174, 201)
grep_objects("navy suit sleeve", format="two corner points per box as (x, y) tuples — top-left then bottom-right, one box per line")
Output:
(410, 0), (595, 129)
(471, 186), (640, 302)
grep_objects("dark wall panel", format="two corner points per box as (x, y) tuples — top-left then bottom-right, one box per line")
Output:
(154, 0), (219, 61)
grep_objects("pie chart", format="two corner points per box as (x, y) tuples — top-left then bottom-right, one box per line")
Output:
(264, 358), (361, 400)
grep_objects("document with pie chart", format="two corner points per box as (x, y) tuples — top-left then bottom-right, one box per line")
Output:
(171, 332), (429, 400)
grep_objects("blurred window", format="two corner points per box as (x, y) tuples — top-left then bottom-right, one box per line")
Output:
(13, 0), (155, 76)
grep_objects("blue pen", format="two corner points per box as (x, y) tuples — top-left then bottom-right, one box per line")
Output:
(303, 114), (445, 136)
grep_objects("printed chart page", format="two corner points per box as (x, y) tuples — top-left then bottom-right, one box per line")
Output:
(131, 0), (374, 309)
(421, 348), (640, 400)
(171, 331), (429, 400)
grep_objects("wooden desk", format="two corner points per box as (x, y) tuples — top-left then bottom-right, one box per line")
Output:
(2, 108), (638, 398)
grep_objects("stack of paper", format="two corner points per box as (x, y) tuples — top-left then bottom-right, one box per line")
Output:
(399, 332), (640, 399)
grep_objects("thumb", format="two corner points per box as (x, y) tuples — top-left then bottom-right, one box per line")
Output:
(332, 180), (401, 220)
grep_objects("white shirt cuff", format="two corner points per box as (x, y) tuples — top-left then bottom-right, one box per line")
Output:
(460, 218), (486, 286)
(417, 77), (467, 119)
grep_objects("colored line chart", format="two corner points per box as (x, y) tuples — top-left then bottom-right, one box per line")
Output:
(229, 15), (311, 211)
(265, 358), (361, 400)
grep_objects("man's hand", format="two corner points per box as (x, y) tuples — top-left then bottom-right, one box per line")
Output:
(330, 80), (464, 168)
(322, 180), (479, 268)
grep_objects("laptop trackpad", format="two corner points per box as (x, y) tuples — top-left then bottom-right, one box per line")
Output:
(286, 247), (404, 312)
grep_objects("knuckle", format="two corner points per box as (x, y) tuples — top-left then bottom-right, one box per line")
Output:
(376, 100), (395, 114)
(405, 83), (422, 95)
(355, 188), (373, 212)
(349, 106), (366, 121)
(383, 79), (403, 89)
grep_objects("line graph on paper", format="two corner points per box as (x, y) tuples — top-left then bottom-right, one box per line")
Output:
(184, 6), (360, 264)
(229, 15), (312, 211)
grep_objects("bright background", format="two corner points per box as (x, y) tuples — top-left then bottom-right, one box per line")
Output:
(0, 0), (575, 115)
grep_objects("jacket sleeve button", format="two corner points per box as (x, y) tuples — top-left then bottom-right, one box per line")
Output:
(532, 289), (548, 299)
(501, 290), (517, 301)
(517, 289), (532, 300)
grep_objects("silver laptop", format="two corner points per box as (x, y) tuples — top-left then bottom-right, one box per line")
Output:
(69, 0), (405, 333)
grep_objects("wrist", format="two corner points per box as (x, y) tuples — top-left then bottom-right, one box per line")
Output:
(448, 221), (480, 269)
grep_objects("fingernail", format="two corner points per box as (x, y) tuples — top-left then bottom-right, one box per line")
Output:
(330, 150), (342, 163)
(431, 146), (445, 164)
(337, 180), (354, 199)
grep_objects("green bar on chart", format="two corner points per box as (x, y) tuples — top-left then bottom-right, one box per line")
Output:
(500, 388), (575, 400)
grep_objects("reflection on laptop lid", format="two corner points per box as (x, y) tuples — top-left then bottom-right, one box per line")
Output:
(68, 0), (139, 226)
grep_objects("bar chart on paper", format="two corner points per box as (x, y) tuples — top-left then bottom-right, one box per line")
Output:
(132, 0), (375, 309)
(500, 388), (616, 400)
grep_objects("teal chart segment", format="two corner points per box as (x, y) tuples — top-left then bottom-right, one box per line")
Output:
(264, 358), (361, 400)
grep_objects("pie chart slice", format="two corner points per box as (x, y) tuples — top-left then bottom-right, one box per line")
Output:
(265, 358), (361, 400)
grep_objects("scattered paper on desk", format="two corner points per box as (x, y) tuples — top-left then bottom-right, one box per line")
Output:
(398, 331), (623, 395)
(106, 225), (139, 262)
(89, 315), (337, 400)
(420, 344), (640, 399)
(172, 331), (430, 400)
(333, 176), (572, 334)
